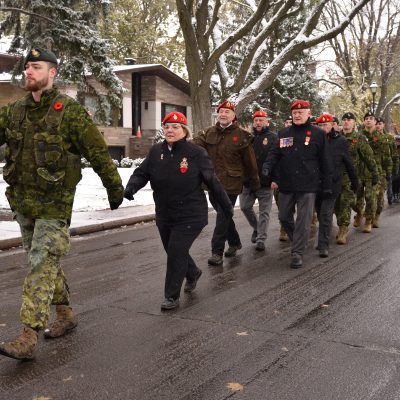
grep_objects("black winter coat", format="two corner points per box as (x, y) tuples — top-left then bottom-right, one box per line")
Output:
(326, 129), (358, 195)
(125, 139), (232, 227)
(251, 127), (278, 187)
(263, 122), (333, 193)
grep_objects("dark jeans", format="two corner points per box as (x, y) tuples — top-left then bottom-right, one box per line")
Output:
(157, 223), (202, 300)
(315, 193), (338, 251)
(208, 193), (241, 256)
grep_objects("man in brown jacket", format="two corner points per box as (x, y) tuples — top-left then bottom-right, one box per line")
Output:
(194, 100), (259, 265)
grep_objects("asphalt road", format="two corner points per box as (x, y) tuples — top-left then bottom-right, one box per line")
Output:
(1, 205), (400, 400)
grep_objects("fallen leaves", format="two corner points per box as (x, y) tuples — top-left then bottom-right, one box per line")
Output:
(32, 396), (52, 400)
(281, 347), (289, 352)
(62, 376), (72, 382)
(320, 304), (330, 308)
(226, 382), (244, 392)
(0, 323), (6, 327)
(236, 331), (249, 336)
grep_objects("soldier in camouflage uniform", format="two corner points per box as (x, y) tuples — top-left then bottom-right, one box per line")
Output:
(334, 112), (378, 244)
(375, 117), (399, 207)
(355, 112), (392, 232)
(0, 47), (124, 360)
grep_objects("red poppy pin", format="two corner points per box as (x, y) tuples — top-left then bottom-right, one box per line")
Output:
(54, 102), (63, 111)
(373, 136), (378, 142)
(352, 139), (358, 144)
(306, 130), (312, 137)
(232, 136), (238, 142)
(180, 157), (188, 174)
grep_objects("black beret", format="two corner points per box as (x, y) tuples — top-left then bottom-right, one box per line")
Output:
(333, 116), (339, 123)
(310, 116), (316, 123)
(285, 116), (293, 121)
(25, 47), (58, 66)
(376, 117), (385, 123)
(342, 112), (356, 120)
(364, 111), (375, 120)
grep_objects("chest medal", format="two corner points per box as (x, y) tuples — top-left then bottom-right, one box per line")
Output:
(263, 138), (268, 145)
(180, 157), (188, 174)
(279, 137), (294, 148)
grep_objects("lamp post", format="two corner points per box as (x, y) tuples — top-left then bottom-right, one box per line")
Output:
(370, 81), (378, 114)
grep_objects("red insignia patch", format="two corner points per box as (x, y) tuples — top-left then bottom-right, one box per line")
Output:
(352, 139), (358, 144)
(373, 136), (379, 141)
(306, 130), (312, 137)
(180, 157), (188, 174)
(54, 102), (63, 111)
(232, 136), (238, 142)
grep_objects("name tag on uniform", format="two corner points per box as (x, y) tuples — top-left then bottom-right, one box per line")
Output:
(280, 137), (293, 148)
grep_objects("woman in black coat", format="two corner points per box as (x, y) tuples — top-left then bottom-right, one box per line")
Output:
(124, 112), (233, 310)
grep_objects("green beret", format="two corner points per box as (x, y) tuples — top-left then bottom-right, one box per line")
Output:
(25, 47), (58, 66)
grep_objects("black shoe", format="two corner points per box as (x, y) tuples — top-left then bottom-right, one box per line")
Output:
(184, 269), (202, 293)
(251, 230), (257, 243)
(255, 242), (265, 251)
(208, 254), (223, 266)
(161, 298), (180, 310)
(319, 249), (329, 258)
(290, 255), (303, 268)
(224, 244), (242, 257)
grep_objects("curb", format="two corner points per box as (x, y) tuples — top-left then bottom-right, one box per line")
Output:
(0, 213), (156, 251)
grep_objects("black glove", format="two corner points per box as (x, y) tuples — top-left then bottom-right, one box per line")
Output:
(261, 164), (269, 177)
(371, 175), (379, 186)
(124, 186), (135, 201)
(322, 189), (333, 199)
(350, 181), (358, 194)
(109, 198), (123, 210)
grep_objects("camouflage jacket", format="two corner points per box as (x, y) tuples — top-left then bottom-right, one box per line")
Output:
(0, 88), (123, 220)
(193, 122), (260, 195)
(361, 129), (393, 177)
(386, 133), (399, 176)
(342, 130), (378, 182)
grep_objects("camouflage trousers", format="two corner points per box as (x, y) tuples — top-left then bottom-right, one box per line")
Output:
(355, 178), (379, 221)
(334, 184), (356, 227)
(376, 175), (387, 215)
(15, 213), (71, 330)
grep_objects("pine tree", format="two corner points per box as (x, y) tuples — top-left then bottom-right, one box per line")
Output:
(0, 0), (123, 124)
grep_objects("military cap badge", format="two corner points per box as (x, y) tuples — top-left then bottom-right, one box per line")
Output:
(31, 49), (40, 58)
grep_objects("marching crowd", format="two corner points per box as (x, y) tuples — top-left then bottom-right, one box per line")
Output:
(0, 46), (399, 361)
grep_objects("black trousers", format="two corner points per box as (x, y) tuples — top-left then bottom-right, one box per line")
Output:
(315, 193), (338, 251)
(208, 193), (241, 256)
(157, 223), (203, 300)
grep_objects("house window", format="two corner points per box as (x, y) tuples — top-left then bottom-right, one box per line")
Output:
(161, 103), (187, 121)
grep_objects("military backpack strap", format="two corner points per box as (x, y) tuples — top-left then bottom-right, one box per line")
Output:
(46, 94), (74, 135)
(10, 96), (30, 131)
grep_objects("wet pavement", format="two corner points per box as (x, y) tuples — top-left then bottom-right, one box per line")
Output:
(1, 205), (400, 399)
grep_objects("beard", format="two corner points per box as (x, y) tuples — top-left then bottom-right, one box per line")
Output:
(24, 75), (49, 92)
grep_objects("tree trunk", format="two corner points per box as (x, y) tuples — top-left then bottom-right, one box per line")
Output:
(191, 82), (213, 134)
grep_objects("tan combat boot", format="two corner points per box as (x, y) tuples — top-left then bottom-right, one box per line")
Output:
(336, 226), (348, 245)
(0, 326), (38, 360)
(44, 305), (78, 339)
(353, 213), (363, 228)
(372, 214), (380, 228)
(363, 220), (372, 233)
(279, 225), (289, 242)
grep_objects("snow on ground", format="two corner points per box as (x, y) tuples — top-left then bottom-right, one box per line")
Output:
(0, 167), (154, 212)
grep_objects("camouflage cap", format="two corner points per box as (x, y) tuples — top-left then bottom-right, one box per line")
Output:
(25, 47), (58, 66)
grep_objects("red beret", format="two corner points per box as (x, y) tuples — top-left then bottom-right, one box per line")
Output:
(162, 111), (188, 125)
(290, 100), (311, 110)
(253, 110), (267, 119)
(316, 113), (334, 124)
(217, 100), (235, 112)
